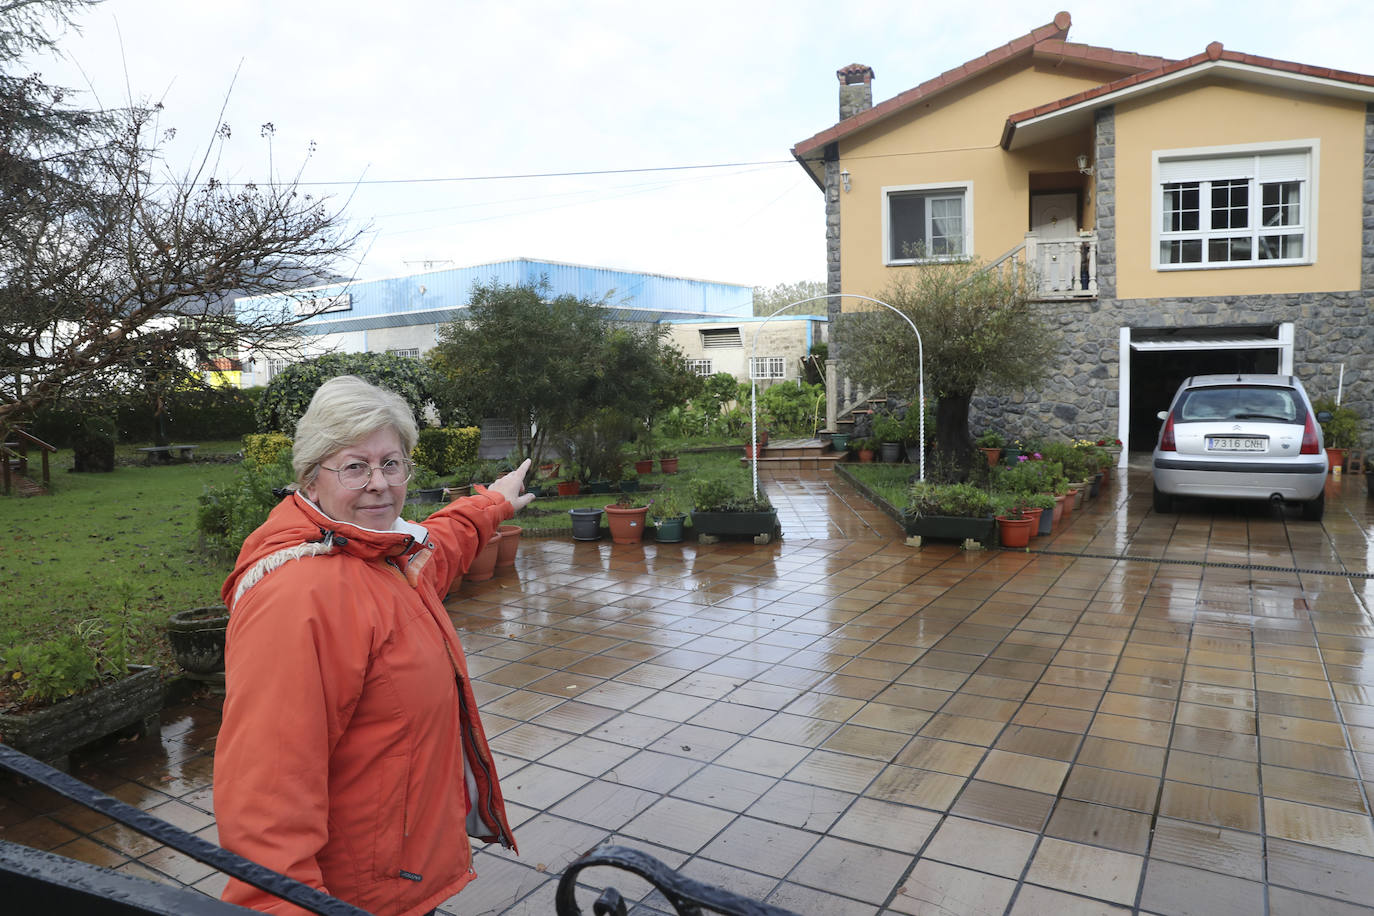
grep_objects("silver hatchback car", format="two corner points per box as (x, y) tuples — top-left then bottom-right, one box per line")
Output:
(1152, 374), (1330, 520)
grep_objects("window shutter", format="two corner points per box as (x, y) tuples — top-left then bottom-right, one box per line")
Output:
(1256, 153), (1308, 183)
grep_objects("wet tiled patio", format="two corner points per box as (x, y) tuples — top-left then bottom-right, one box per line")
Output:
(4, 465), (1374, 914)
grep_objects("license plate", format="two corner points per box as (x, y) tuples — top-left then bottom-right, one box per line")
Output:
(1207, 437), (1267, 452)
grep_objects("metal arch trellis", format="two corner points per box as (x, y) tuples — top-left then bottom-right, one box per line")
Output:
(748, 294), (925, 499)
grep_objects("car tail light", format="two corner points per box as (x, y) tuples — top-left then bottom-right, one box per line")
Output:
(1159, 413), (1177, 451)
(1300, 413), (1321, 454)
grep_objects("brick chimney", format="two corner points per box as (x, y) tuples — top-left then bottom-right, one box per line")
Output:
(837, 64), (874, 120)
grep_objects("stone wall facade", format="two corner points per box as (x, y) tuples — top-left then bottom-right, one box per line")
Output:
(971, 102), (1374, 445)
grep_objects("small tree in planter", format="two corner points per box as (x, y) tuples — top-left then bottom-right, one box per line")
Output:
(1312, 397), (1362, 471)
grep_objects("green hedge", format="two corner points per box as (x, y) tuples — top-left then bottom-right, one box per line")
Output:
(28, 387), (261, 446)
(412, 426), (481, 475)
(242, 432), (293, 468)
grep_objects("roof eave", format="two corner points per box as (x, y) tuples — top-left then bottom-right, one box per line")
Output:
(1003, 58), (1374, 150)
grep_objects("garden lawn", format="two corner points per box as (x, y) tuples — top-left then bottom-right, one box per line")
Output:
(840, 463), (917, 514)
(0, 445), (243, 677)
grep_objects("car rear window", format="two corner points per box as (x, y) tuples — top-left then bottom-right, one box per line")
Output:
(1175, 386), (1303, 423)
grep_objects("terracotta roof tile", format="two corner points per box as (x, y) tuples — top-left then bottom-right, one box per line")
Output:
(1003, 42), (1374, 138)
(792, 12), (1074, 158)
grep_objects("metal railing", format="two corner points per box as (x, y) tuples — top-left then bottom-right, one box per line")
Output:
(0, 745), (798, 915)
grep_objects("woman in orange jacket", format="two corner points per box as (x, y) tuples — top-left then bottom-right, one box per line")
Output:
(214, 375), (533, 916)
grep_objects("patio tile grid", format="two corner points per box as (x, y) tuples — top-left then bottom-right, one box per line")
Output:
(1, 468), (1373, 915)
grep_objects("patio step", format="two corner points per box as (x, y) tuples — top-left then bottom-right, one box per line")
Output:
(739, 438), (848, 471)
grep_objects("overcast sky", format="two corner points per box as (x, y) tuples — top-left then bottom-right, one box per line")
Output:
(27, 0), (1374, 290)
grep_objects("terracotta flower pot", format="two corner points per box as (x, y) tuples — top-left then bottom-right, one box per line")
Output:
(495, 525), (522, 565)
(1018, 507), (1043, 535)
(557, 480), (581, 496)
(858, 448), (875, 463)
(604, 504), (650, 545)
(659, 457), (679, 474)
(980, 447), (1002, 467)
(634, 459), (654, 475)
(996, 515), (1034, 548)
(466, 533), (501, 582)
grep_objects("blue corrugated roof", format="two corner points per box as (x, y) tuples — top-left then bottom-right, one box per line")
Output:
(235, 258), (754, 326)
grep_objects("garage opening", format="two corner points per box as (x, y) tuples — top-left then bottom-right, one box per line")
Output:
(1121, 325), (1290, 454)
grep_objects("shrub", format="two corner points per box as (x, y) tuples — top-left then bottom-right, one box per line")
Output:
(242, 432), (293, 468)
(256, 352), (439, 435)
(198, 448), (296, 554)
(872, 413), (903, 444)
(688, 472), (772, 512)
(71, 415), (116, 472)
(907, 482), (995, 518)
(993, 459), (1064, 496)
(412, 426), (481, 475)
(757, 381), (823, 437)
(1312, 397), (1363, 449)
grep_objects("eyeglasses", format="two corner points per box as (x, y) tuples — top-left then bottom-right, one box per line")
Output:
(319, 458), (414, 490)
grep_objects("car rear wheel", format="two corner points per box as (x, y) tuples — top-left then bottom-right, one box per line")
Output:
(1300, 491), (1324, 522)
(1152, 484), (1173, 513)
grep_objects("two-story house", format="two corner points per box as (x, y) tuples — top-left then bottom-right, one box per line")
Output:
(792, 11), (1373, 456)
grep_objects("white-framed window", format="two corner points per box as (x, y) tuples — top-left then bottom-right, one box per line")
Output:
(686, 358), (713, 376)
(266, 357), (290, 379)
(386, 348), (421, 359)
(882, 181), (973, 264)
(1153, 142), (1315, 269)
(750, 356), (786, 379)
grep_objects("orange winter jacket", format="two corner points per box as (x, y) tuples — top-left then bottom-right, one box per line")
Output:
(214, 489), (517, 916)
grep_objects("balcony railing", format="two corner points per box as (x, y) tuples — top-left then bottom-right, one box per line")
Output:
(983, 231), (1099, 300)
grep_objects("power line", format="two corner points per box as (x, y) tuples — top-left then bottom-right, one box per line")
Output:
(223, 158), (797, 188)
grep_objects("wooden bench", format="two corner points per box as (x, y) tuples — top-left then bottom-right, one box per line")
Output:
(135, 444), (198, 465)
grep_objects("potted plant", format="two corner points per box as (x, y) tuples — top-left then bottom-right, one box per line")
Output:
(633, 433), (656, 476)
(872, 414), (903, 463)
(652, 487), (687, 543)
(993, 494), (1035, 548)
(556, 477), (582, 497)
(658, 448), (680, 475)
(829, 432), (851, 452)
(1, 599), (162, 769)
(569, 506), (604, 540)
(904, 481), (997, 547)
(604, 492), (651, 545)
(688, 474), (779, 544)
(166, 604), (230, 683)
(855, 437), (876, 463)
(409, 465), (445, 503)
(975, 430), (1006, 467)
(1313, 397), (1362, 473)
(899, 406), (927, 464)
(618, 467), (639, 493)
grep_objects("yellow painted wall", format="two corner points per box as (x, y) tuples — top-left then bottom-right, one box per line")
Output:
(1114, 80), (1365, 298)
(837, 61), (1108, 304)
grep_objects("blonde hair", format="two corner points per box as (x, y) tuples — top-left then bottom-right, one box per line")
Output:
(291, 375), (419, 488)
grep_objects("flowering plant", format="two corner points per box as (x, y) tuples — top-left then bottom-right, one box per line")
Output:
(1096, 438), (1123, 447)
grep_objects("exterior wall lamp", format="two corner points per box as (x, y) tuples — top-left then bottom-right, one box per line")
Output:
(839, 169), (852, 192)
(1076, 154), (1094, 176)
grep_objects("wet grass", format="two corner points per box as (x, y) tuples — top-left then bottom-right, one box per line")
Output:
(0, 442), (245, 673)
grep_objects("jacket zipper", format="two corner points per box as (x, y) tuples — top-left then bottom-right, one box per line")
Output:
(455, 678), (514, 849)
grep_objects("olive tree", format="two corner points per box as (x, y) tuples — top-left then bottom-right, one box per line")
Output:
(840, 259), (1056, 479)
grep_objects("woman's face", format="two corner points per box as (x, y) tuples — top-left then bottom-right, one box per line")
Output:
(304, 426), (408, 530)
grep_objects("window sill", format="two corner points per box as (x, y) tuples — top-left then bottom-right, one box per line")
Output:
(1155, 259), (1312, 271)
